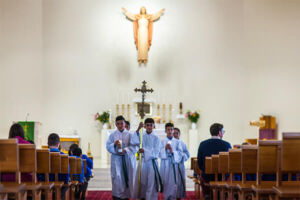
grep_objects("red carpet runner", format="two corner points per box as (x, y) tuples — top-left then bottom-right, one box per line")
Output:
(86, 191), (197, 200)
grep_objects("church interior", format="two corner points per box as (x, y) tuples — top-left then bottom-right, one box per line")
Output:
(0, 0), (300, 199)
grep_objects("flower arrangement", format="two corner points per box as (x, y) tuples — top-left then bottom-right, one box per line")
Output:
(94, 111), (110, 124)
(153, 116), (162, 124)
(185, 110), (200, 123)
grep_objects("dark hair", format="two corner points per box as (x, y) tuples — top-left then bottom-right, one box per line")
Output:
(125, 121), (130, 126)
(174, 127), (181, 134)
(116, 115), (125, 122)
(144, 118), (155, 124)
(48, 133), (60, 146)
(210, 123), (223, 136)
(165, 122), (174, 129)
(69, 143), (79, 156)
(73, 147), (82, 157)
(9, 123), (25, 139)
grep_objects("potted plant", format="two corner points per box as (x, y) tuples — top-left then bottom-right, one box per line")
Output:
(94, 111), (110, 129)
(185, 110), (200, 129)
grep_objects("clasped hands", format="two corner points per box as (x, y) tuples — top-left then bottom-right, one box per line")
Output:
(114, 140), (126, 154)
(165, 143), (173, 154)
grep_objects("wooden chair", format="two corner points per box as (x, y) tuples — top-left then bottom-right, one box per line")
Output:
(19, 144), (42, 200)
(252, 140), (281, 200)
(50, 152), (64, 200)
(218, 152), (230, 200)
(0, 139), (26, 200)
(36, 149), (54, 200)
(273, 133), (300, 199)
(237, 145), (258, 200)
(225, 149), (242, 200)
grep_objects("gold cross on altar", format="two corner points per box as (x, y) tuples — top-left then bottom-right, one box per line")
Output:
(134, 80), (154, 119)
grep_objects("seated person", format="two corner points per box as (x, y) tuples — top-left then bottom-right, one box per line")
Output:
(68, 144), (93, 180)
(72, 147), (86, 200)
(37, 133), (69, 200)
(197, 123), (231, 199)
(1, 123), (32, 182)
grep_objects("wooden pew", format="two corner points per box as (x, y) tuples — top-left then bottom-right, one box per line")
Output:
(69, 156), (78, 200)
(204, 157), (213, 199)
(75, 158), (83, 199)
(0, 184), (7, 200)
(36, 149), (54, 200)
(50, 152), (64, 200)
(273, 132), (300, 199)
(252, 140), (281, 200)
(60, 154), (70, 200)
(193, 158), (202, 199)
(19, 144), (42, 200)
(83, 159), (87, 175)
(0, 139), (26, 200)
(218, 152), (230, 200)
(210, 154), (220, 200)
(237, 145), (258, 200)
(225, 149), (242, 200)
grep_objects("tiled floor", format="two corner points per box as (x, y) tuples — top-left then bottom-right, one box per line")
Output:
(88, 168), (194, 191)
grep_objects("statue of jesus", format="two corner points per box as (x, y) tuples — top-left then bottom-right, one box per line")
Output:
(122, 7), (165, 64)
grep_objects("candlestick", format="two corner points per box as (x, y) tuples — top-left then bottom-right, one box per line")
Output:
(116, 104), (120, 116)
(121, 104), (125, 116)
(157, 104), (160, 117)
(127, 104), (130, 121)
(162, 104), (166, 123)
(169, 104), (173, 123)
(179, 102), (183, 114)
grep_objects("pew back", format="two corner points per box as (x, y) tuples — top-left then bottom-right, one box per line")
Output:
(241, 145), (258, 173)
(37, 149), (50, 174)
(205, 157), (212, 174)
(0, 139), (19, 173)
(61, 154), (69, 174)
(282, 133), (300, 172)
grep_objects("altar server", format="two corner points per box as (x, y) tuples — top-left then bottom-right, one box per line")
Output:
(106, 115), (135, 200)
(132, 118), (162, 200)
(159, 123), (183, 200)
(174, 127), (190, 199)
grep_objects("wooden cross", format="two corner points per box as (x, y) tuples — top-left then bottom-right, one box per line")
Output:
(134, 80), (154, 119)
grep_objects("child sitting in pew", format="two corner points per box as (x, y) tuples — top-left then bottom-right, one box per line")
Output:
(1, 123), (32, 182)
(72, 147), (86, 200)
(37, 133), (69, 200)
(68, 144), (93, 181)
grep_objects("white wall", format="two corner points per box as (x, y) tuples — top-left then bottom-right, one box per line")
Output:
(0, 0), (43, 136)
(0, 0), (299, 158)
(243, 0), (300, 140)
